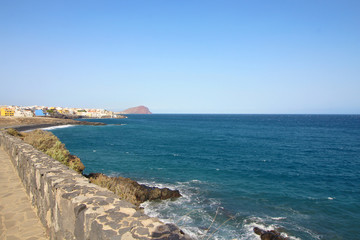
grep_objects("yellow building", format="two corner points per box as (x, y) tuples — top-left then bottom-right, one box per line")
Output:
(58, 109), (70, 114)
(0, 108), (15, 116)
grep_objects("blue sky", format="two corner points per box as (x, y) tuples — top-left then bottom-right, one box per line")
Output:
(1, 0), (359, 113)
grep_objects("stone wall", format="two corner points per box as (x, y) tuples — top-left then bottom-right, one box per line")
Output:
(0, 131), (191, 240)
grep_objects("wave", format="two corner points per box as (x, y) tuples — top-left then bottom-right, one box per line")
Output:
(40, 125), (75, 131)
(138, 179), (319, 240)
(139, 180), (263, 240)
(139, 180), (232, 239)
(271, 217), (287, 220)
(22, 124), (76, 132)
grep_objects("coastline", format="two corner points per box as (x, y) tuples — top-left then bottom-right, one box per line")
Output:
(0, 116), (106, 131)
(1, 118), (191, 239)
(12, 121), (105, 132)
(0, 130), (191, 239)
(3, 118), (182, 206)
(1, 116), (299, 239)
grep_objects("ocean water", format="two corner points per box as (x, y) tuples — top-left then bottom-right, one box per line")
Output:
(48, 115), (360, 240)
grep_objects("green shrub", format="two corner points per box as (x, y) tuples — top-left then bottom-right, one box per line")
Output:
(23, 130), (84, 173)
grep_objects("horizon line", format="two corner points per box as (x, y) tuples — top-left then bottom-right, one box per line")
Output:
(125, 113), (360, 115)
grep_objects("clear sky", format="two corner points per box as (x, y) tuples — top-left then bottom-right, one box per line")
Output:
(1, 0), (359, 113)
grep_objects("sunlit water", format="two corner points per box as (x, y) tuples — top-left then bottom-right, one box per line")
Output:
(49, 115), (360, 239)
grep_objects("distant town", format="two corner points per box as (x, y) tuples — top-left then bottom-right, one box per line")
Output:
(0, 105), (124, 119)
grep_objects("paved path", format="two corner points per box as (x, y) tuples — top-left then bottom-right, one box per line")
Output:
(0, 148), (48, 240)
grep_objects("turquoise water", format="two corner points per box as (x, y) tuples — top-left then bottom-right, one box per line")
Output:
(49, 115), (360, 240)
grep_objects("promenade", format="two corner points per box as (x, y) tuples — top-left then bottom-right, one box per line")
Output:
(0, 148), (48, 240)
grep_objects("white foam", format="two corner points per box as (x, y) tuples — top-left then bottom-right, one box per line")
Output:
(139, 180), (308, 240)
(139, 179), (243, 240)
(293, 225), (321, 240)
(40, 124), (75, 131)
(271, 217), (287, 221)
(191, 179), (202, 183)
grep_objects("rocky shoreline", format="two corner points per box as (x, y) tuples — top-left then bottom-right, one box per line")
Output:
(13, 121), (106, 131)
(87, 173), (182, 207)
(1, 117), (288, 239)
(0, 116), (106, 131)
(0, 130), (191, 239)
(2, 119), (188, 236)
(5, 124), (183, 207)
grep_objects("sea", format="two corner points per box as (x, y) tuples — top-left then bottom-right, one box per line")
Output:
(46, 114), (360, 240)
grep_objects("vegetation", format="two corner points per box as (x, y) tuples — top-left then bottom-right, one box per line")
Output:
(6, 128), (25, 138)
(88, 173), (146, 205)
(6, 128), (84, 173)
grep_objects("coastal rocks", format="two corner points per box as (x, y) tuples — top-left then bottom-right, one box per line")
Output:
(73, 121), (106, 126)
(87, 173), (181, 206)
(253, 227), (288, 240)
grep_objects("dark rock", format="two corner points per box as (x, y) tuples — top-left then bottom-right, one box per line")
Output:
(87, 173), (182, 206)
(134, 227), (150, 236)
(106, 221), (121, 229)
(74, 204), (86, 239)
(130, 220), (144, 227)
(118, 227), (132, 236)
(150, 231), (165, 238)
(74, 121), (106, 126)
(253, 227), (288, 240)
(103, 229), (117, 238)
(62, 191), (81, 199)
(89, 220), (103, 240)
(108, 212), (129, 222)
(151, 223), (191, 240)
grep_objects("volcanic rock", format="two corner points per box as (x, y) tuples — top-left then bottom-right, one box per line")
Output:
(87, 173), (181, 206)
(253, 227), (288, 240)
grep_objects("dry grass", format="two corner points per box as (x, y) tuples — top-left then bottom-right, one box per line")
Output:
(6, 128), (25, 138)
(6, 129), (84, 173)
(88, 173), (147, 206)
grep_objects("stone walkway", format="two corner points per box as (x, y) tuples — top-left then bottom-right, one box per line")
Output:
(0, 148), (48, 240)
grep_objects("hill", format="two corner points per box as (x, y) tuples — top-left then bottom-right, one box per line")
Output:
(120, 106), (152, 114)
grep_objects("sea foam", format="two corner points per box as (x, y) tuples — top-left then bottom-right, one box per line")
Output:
(41, 125), (75, 131)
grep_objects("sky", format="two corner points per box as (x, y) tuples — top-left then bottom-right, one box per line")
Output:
(1, 0), (359, 114)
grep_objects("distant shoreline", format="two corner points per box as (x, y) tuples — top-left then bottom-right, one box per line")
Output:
(12, 123), (76, 132)
(0, 116), (106, 131)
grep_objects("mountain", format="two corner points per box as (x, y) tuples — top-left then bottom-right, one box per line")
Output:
(120, 106), (152, 114)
